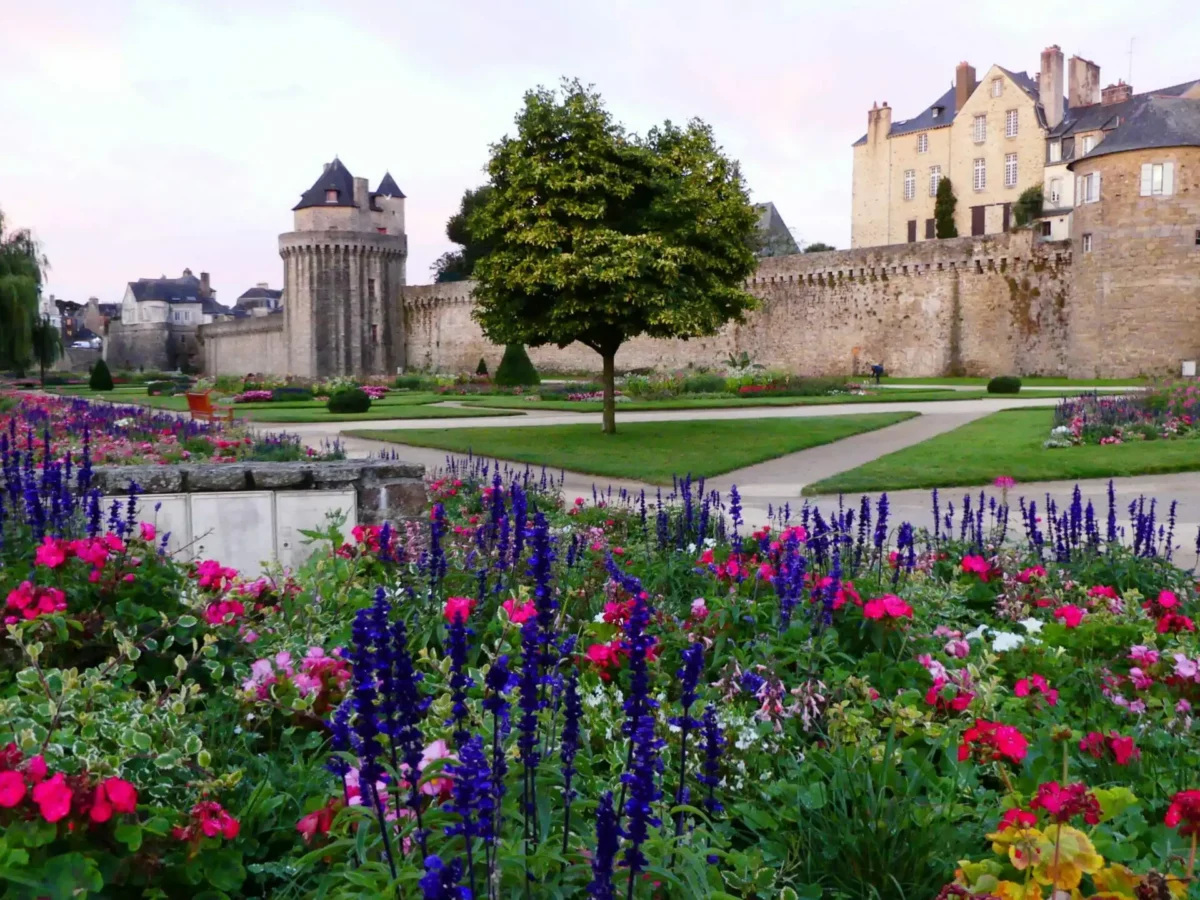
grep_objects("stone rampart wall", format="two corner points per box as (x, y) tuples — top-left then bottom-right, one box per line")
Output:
(199, 316), (287, 377)
(105, 322), (202, 373)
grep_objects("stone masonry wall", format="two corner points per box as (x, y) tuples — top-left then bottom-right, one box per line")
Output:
(106, 322), (202, 373)
(199, 316), (287, 377)
(403, 231), (1077, 377)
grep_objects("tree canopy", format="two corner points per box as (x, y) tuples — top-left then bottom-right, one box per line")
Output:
(803, 242), (836, 253)
(470, 79), (760, 433)
(0, 206), (47, 373)
(1013, 185), (1044, 229)
(431, 185), (497, 283)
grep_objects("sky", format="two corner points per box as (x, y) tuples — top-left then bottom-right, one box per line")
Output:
(2, 0), (1198, 305)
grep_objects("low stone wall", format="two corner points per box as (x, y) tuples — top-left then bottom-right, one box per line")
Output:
(198, 316), (287, 377)
(91, 459), (427, 525)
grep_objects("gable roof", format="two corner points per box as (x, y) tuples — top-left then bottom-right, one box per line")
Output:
(293, 158), (358, 211)
(1067, 96), (1200, 167)
(236, 286), (283, 303)
(128, 272), (205, 304)
(201, 296), (233, 317)
(375, 172), (405, 198)
(754, 202), (800, 256)
(854, 85), (957, 146)
(1052, 79), (1200, 139)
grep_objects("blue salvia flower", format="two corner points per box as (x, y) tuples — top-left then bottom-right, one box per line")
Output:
(526, 510), (558, 669)
(670, 643), (705, 838)
(427, 502), (448, 594)
(326, 699), (353, 782)
(740, 669), (766, 696)
(873, 493), (889, 553)
(559, 667), (583, 852)
(378, 521), (393, 563)
(444, 734), (493, 899)
(510, 482), (527, 566)
(1106, 479), (1118, 543)
(389, 619), (430, 848)
(728, 483), (742, 537)
(619, 590), (663, 880)
(516, 611), (543, 836)
(368, 589), (400, 771)
(697, 705), (725, 814)
(588, 792), (620, 900)
(483, 655), (514, 846)
(419, 855), (467, 900)
(446, 613), (474, 748)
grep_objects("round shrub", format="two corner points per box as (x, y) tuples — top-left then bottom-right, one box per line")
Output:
(493, 344), (540, 387)
(271, 386), (313, 403)
(326, 388), (372, 414)
(146, 381), (175, 396)
(987, 376), (1023, 394)
(683, 373), (728, 394)
(88, 359), (114, 391)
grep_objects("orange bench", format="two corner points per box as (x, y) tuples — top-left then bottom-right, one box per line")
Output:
(185, 391), (235, 425)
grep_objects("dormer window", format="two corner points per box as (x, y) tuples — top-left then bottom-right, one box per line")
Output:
(932, 107), (941, 119)
(325, 189), (338, 203)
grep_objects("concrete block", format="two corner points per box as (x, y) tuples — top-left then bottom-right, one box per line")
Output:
(190, 491), (274, 577)
(275, 489), (356, 570)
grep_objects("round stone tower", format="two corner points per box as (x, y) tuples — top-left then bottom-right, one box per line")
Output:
(281, 159), (408, 378)
(1067, 97), (1200, 376)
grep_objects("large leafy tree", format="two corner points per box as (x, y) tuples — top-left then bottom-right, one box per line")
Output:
(432, 185), (497, 283)
(470, 80), (760, 433)
(0, 206), (48, 373)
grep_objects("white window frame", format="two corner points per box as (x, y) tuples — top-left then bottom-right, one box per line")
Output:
(1005, 109), (1018, 137)
(1048, 141), (1062, 162)
(1140, 162), (1175, 197)
(1049, 178), (1062, 205)
(1081, 135), (1095, 155)
(903, 169), (916, 201)
(1082, 233), (1093, 253)
(973, 115), (987, 143)
(1077, 172), (1101, 204)
(1005, 153), (1018, 188)
(973, 157), (986, 191)
(929, 165), (942, 197)
(917, 132), (929, 153)
(991, 78), (1003, 97)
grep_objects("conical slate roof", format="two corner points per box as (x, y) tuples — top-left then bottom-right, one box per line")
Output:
(375, 172), (405, 198)
(293, 158), (358, 210)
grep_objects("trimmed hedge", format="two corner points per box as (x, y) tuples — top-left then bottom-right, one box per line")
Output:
(987, 376), (1023, 394)
(493, 344), (540, 387)
(271, 386), (314, 403)
(327, 388), (372, 414)
(89, 359), (114, 392)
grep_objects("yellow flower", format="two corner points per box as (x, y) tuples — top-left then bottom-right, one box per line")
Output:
(987, 824), (1046, 870)
(1090, 864), (1139, 897)
(1032, 824), (1104, 890)
(994, 880), (1043, 900)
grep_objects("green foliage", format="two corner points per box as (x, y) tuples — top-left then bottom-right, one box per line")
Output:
(987, 375), (1022, 394)
(1013, 184), (1044, 228)
(393, 374), (424, 390)
(803, 242), (836, 253)
(934, 177), (958, 238)
(470, 78), (760, 431)
(0, 206), (47, 373)
(30, 315), (63, 384)
(88, 358), (114, 392)
(432, 185), (497, 282)
(270, 386), (313, 403)
(475, 357), (489, 376)
(493, 343), (540, 386)
(325, 388), (371, 414)
(683, 372), (727, 394)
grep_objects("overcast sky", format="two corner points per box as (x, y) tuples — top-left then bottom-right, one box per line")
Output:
(2, 0), (1197, 304)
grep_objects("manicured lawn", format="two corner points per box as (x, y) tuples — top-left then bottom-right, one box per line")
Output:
(805, 408), (1200, 495)
(882, 376), (1145, 387)
(349, 412), (919, 484)
(452, 389), (985, 412)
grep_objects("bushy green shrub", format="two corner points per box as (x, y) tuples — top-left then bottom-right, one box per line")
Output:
(539, 381), (604, 398)
(493, 344), (540, 386)
(41, 373), (73, 386)
(88, 359), (114, 391)
(683, 373), (728, 394)
(326, 388), (371, 414)
(146, 381), (174, 396)
(271, 386), (314, 403)
(394, 375), (423, 390)
(476, 357), (489, 376)
(987, 375), (1022, 394)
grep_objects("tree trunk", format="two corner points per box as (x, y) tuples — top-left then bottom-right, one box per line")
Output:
(601, 352), (616, 435)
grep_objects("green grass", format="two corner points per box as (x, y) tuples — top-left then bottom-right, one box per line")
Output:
(238, 405), (521, 423)
(805, 408), (1200, 495)
(881, 376), (1145, 387)
(349, 412), (919, 484)
(450, 390), (990, 412)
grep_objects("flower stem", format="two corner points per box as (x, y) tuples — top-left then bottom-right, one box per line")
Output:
(1188, 832), (1197, 881)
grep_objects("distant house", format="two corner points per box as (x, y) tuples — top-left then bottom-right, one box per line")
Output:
(235, 283), (283, 317)
(754, 202), (800, 256)
(121, 268), (232, 326)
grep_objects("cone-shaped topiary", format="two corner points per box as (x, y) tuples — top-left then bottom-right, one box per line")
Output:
(476, 357), (489, 376)
(89, 358), (114, 391)
(493, 344), (540, 386)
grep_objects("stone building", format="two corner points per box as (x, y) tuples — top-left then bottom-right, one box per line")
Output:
(279, 159), (408, 378)
(106, 270), (232, 371)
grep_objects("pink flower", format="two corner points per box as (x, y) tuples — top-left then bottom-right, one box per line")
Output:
(34, 536), (69, 569)
(1129, 645), (1160, 666)
(501, 598), (535, 624)
(418, 739), (456, 798)
(0, 771), (26, 808)
(1088, 585), (1119, 600)
(862, 594), (913, 620)
(690, 598), (709, 621)
(24, 755), (47, 784)
(1158, 590), (1179, 609)
(1173, 653), (1199, 680)
(1129, 667), (1154, 690)
(31, 772), (73, 822)
(1016, 565), (1047, 584)
(443, 596), (475, 624)
(140, 522), (156, 542)
(945, 639), (970, 658)
(993, 476), (1016, 490)
(960, 555), (993, 581)
(1054, 605), (1086, 628)
(1177, 699), (1193, 714)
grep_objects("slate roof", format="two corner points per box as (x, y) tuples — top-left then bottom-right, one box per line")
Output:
(754, 202), (800, 256)
(375, 172), (405, 198)
(96, 303), (120, 318)
(1051, 79), (1200, 139)
(201, 296), (234, 318)
(128, 273), (205, 304)
(853, 85), (957, 146)
(293, 158), (358, 210)
(1067, 96), (1200, 168)
(236, 286), (283, 303)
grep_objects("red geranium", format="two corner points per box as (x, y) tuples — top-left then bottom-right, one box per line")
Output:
(501, 598), (535, 624)
(958, 719), (1029, 764)
(1030, 781), (1101, 825)
(862, 594), (914, 620)
(90, 777), (139, 822)
(1014, 673), (1058, 706)
(443, 596), (476, 624)
(1054, 605), (1086, 628)
(31, 772), (73, 822)
(297, 798), (342, 844)
(174, 800), (240, 843)
(1165, 790), (1200, 836)
(961, 555), (995, 581)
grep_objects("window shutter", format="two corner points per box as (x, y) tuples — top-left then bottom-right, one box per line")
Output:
(1163, 162), (1175, 196)
(1095, 172), (1101, 202)
(1140, 164), (1153, 196)
(1075, 175), (1082, 202)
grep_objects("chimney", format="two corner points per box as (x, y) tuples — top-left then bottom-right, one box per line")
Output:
(1102, 80), (1133, 106)
(323, 161), (331, 173)
(1040, 45), (1065, 128)
(352, 176), (369, 209)
(256, 282), (268, 289)
(955, 61), (977, 112)
(199, 272), (211, 298)
(1068, 55), (1101, 108)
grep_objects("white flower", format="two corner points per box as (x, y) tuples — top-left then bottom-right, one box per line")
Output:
(1019, 617), (1044, 634)
(687, 543), (697, 554)
(703, 538), (716, 549)
(964, 624), (988, 642)
(991, 632), (1025, 652)
(593, 611), (607, 623)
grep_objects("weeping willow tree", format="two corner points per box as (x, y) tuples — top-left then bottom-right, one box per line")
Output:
(0, 206), (49, 374)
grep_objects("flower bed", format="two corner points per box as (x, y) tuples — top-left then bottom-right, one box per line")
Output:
(0, 391), (341, 464)
(5, 431), (1200, 897)
(1048, 382), (1199, 447)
